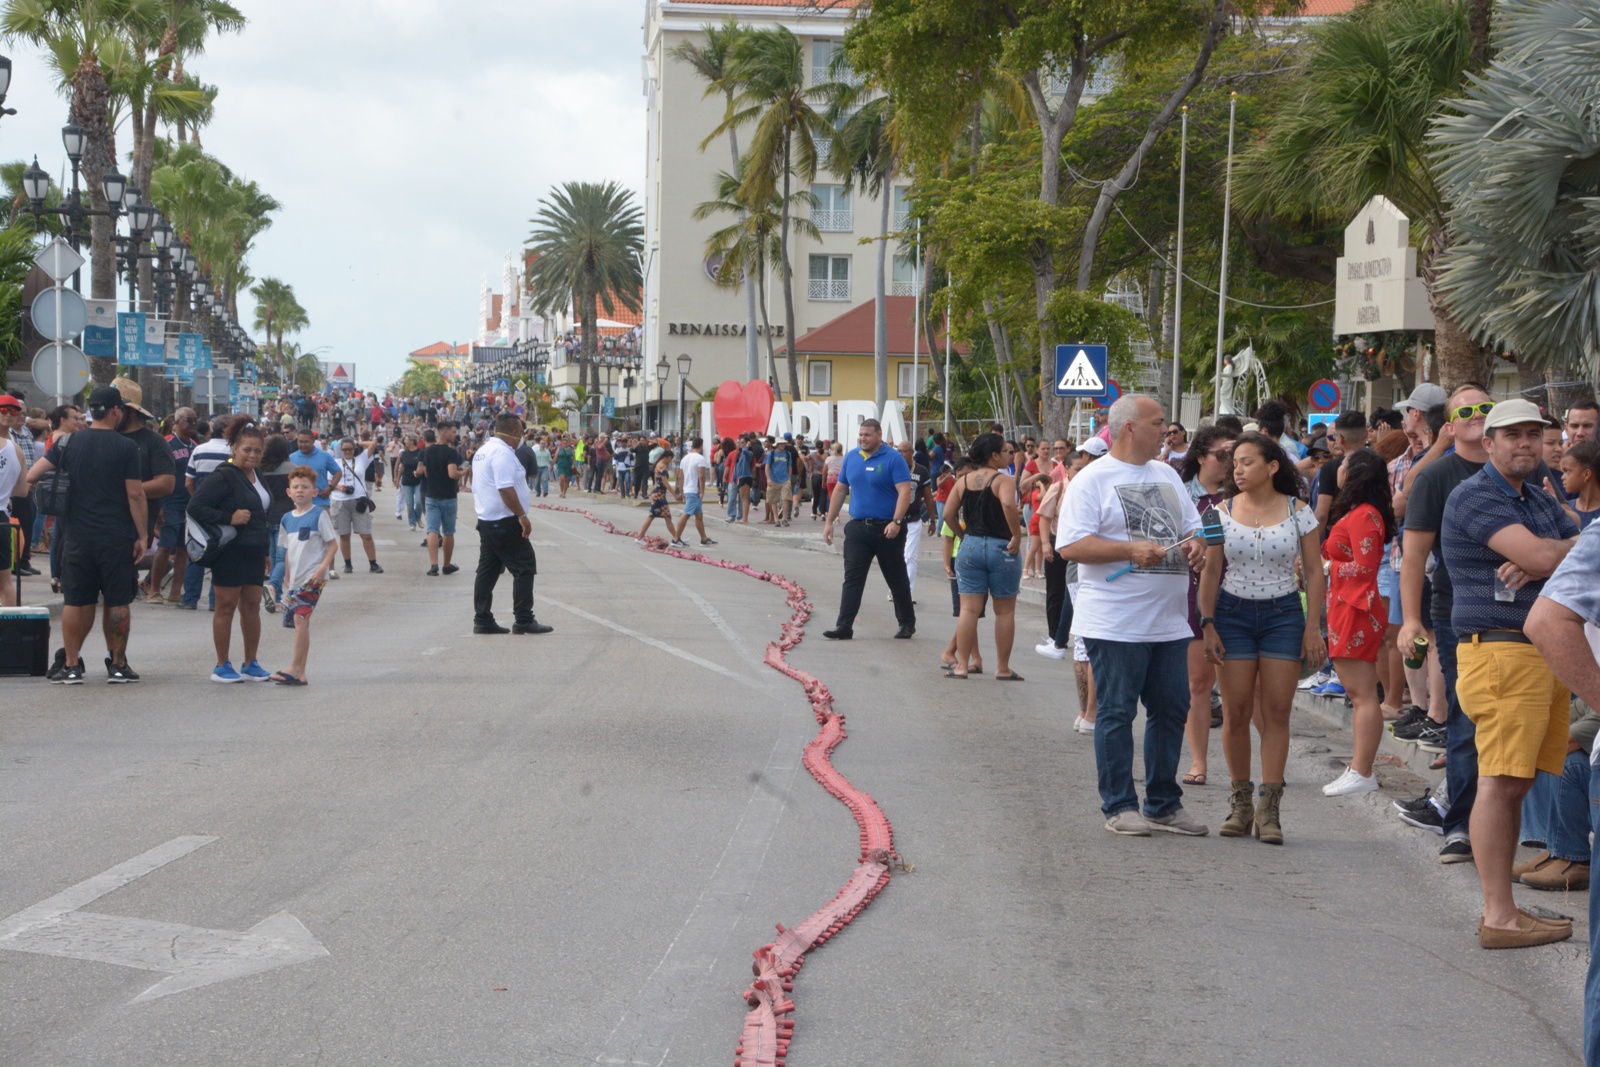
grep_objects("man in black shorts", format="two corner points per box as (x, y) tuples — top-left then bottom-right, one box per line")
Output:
(32, 385), (147, 683)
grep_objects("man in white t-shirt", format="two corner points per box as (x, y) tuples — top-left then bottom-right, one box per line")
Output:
(470, 413), (551, 636)
(671, 437), (716, 548)
(1058, 393), (1207, 837)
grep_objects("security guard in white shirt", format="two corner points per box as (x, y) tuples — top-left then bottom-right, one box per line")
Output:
(471, 413), (552, 635)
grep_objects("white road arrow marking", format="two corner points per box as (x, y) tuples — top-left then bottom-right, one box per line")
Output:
(0, 836), (328, 1003)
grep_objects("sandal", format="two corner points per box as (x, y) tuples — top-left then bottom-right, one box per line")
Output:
(1182, 771), (1208, 786)
(995, 671), (1025, 682)
(271, 672), (308, 686)
(945, 671), (968, 679)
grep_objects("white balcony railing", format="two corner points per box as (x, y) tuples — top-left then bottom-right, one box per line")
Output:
(814, 209), (853, 232)
(890, 279), (917, 297)
(809, 278), (850, 301)
(813, 64), (863, 87)
(893, 210), (910, 230)
(813, 135), (833, 160)
(1046, 69), (1117, 98)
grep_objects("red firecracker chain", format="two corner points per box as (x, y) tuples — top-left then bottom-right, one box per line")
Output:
(535, 505), (895, 1067)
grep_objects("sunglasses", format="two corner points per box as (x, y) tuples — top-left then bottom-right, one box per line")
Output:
(1451, 401), (1495, 421)
(1207, 449), (1233, 460)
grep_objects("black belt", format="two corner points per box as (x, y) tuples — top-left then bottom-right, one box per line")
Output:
(1468, 631), (1531, 644)
(860, 518), (897, 525)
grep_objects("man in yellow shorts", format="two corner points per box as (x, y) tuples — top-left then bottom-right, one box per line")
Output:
(1440, 399), (1579, 949)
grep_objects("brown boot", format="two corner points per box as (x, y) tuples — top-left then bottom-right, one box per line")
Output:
(1219, 780), (1254, 838)
(1255, 782), (1285, 845)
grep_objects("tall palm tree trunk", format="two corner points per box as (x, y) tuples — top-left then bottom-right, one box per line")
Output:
(726, 127), (760, 382)
(776, 135), (797, 403)
(874, 184), (890, 410)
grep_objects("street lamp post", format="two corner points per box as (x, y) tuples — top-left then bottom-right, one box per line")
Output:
(676, 352), (691, 445)
(654, 356), (669, 435)
(0, 55), (17, 120)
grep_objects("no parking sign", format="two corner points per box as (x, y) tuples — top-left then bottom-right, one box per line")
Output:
(1092, 379), (1122, 409)
(1309, 379), (1341, 412)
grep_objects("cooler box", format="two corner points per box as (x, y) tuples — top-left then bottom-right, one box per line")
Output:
(0, 607), (51, 677)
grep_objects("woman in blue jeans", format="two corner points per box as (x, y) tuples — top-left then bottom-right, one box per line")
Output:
(941, 433), (1024, 680)
(1199, 433), (1325, 844)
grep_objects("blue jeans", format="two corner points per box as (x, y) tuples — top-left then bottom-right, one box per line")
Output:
(1530, 751), (1591, 863)
(726, 490), (743, 522)
(268, 526), (286, 597)
(1587, 765), (1600, 1067)
(534, 469), (551, 497)
(1084, 637), (1190, 818)
(1435, 619), (1478, 839)
(398, 483), (423, 525)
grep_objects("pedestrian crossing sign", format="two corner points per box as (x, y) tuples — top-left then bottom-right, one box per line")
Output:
(1054, 344), (1109, 397)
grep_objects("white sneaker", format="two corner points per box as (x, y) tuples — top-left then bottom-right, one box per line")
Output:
(1322, 767), (1378, 797)
(1036, 641), (1068, 660)
(1299, 667), (1333, 691)
(1073, 715), (1095, 734)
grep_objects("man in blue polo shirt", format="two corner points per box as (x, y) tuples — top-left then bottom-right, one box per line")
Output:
(822, 418), (915, 639)
(1441, 398), (1578, 950)
(290, 426), (342, 507)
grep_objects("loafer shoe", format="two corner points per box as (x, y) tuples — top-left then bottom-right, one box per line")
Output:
(823, 629), (853, 640)
(1104, 810), (1150, 836)
(1146, 808), (1209, 836)
(1520, 859), (1590, 893)
(512, 620), (554, 635)
(1512, 851), (1554, 882)
(1072, 715), (1095, 734)
(1478, 912), (1572, 950)
(893, 626), (915, 639)
(473, 621), (510, 634)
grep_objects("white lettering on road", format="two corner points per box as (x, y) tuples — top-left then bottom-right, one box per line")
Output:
(0, 836), (327, 1003)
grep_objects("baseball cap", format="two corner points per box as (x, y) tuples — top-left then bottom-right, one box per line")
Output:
(0, 394), (22, 411)
(87, 385), (126, 411)
(1395, 382), (1448, 412)
(1309, 438), (1331, 455)
(1483, 398), (1545, 433)
(109, 376), (153, 417)
(1080, 437), (1109, 457)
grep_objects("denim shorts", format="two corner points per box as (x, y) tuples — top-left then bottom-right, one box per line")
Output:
(955, 535), (1021, 599)
(682, 492), (702, 517)
(425, 496), (458, 536)
(1212, 589), (1305, 662)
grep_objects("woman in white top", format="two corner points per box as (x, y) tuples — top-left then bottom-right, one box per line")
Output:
(1198, 432), (1326, 845)
(0, 432), (21, 605)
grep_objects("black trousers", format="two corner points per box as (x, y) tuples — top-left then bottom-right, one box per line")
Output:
(474, 517), (536, 625)
(10, 495), (33, 566)
(1044, 550), (1067, 637)
(836, 518), (914, 633)
(632, 465), (650, 498)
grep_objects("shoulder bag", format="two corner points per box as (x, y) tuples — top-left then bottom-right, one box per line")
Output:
(32, 435), (70, 517)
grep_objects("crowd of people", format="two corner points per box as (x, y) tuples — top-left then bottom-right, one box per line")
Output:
(841, 387), (1599, 965)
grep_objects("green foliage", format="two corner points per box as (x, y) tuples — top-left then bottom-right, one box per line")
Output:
(1431, 0), (1600, 373)
(398, 362), (447, 399)
(0, 224), (37, 389)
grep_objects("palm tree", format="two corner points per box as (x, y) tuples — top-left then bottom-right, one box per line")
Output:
(831, 92), (901, 409)
(398, 362), (447, 399)
(671, 17), (760, 381)
(250, 275), (291, 360)
(2, 0), (140, 305)
(524, 181), (643, 397)
(695, 165), (819, 397)
(1233, 0), (1486, 385)
(290, 349), (324, 393)
(715, 26), (835, 402)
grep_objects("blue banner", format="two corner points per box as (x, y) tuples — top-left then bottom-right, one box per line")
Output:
(199, 343), (213, 370)
(83, 325), (115, 358)
(117, 312), (145, 366)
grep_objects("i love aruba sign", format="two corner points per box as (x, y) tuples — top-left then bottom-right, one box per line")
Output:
(703, 380), (910, 444)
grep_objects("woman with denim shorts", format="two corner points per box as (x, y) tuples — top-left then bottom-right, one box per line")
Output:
(1199, 432), (1326, 844)
(941, 434), (1024, 681)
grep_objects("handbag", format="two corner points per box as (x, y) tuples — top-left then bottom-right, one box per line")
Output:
(32, 436), (70, 517)
(185, 514), (237, 567)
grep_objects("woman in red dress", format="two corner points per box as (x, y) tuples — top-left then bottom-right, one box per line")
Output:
(1321, 448), (1397, 798)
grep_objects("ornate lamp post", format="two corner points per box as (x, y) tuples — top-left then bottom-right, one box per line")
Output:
(675, 352), (692, 444)
(654, 355), (669, 435)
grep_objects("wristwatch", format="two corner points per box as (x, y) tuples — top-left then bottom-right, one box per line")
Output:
(1198, 616), (1215, 628)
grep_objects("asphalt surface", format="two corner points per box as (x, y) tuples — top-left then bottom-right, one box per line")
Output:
(0, 491), (1586, 1065)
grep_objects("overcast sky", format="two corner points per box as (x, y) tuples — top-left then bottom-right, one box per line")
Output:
(3, 0), (646, 392)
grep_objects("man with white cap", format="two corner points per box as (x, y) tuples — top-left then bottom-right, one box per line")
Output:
(1440, 397), (1579, 948)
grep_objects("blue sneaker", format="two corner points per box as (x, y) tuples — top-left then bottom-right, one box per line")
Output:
(211, 661), (242, 684)
(1311, 680), (1347, 697)
(240, 660), (272, 682)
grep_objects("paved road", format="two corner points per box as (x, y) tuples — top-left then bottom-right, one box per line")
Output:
(1, 493), (1585, 1065)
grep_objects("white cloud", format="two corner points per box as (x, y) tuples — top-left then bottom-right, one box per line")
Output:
(2, 0), (646, 392)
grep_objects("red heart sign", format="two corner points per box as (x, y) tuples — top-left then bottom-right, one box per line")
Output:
(711, 379), (775, 440)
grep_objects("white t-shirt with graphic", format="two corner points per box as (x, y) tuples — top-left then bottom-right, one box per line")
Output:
(1056, 456), (1201, 643)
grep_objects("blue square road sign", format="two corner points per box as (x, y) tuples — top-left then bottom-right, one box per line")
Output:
(1053, 344), (1109, 397)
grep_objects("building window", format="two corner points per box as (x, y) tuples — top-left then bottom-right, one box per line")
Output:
(897, 361), (929, 398)
(891, 253), (918, 298)
(892, 185), (911, 231)
(812, 39), (859, 86)
(808, 360), (832, 397)
(812, 184), (852, 232)
(808, 255), (850, 301)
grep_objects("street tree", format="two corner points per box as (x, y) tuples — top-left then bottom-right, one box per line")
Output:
(524, 181), (644, 399)
(1431, 0), (1600, 388)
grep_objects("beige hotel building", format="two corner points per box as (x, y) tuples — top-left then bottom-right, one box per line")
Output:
(641, 0), (936, 425)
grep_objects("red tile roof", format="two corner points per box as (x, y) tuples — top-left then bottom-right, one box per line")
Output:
(409, 341), (470, 360)
(1297, 0), (1360, 13)
(788, 296), (964, 358)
